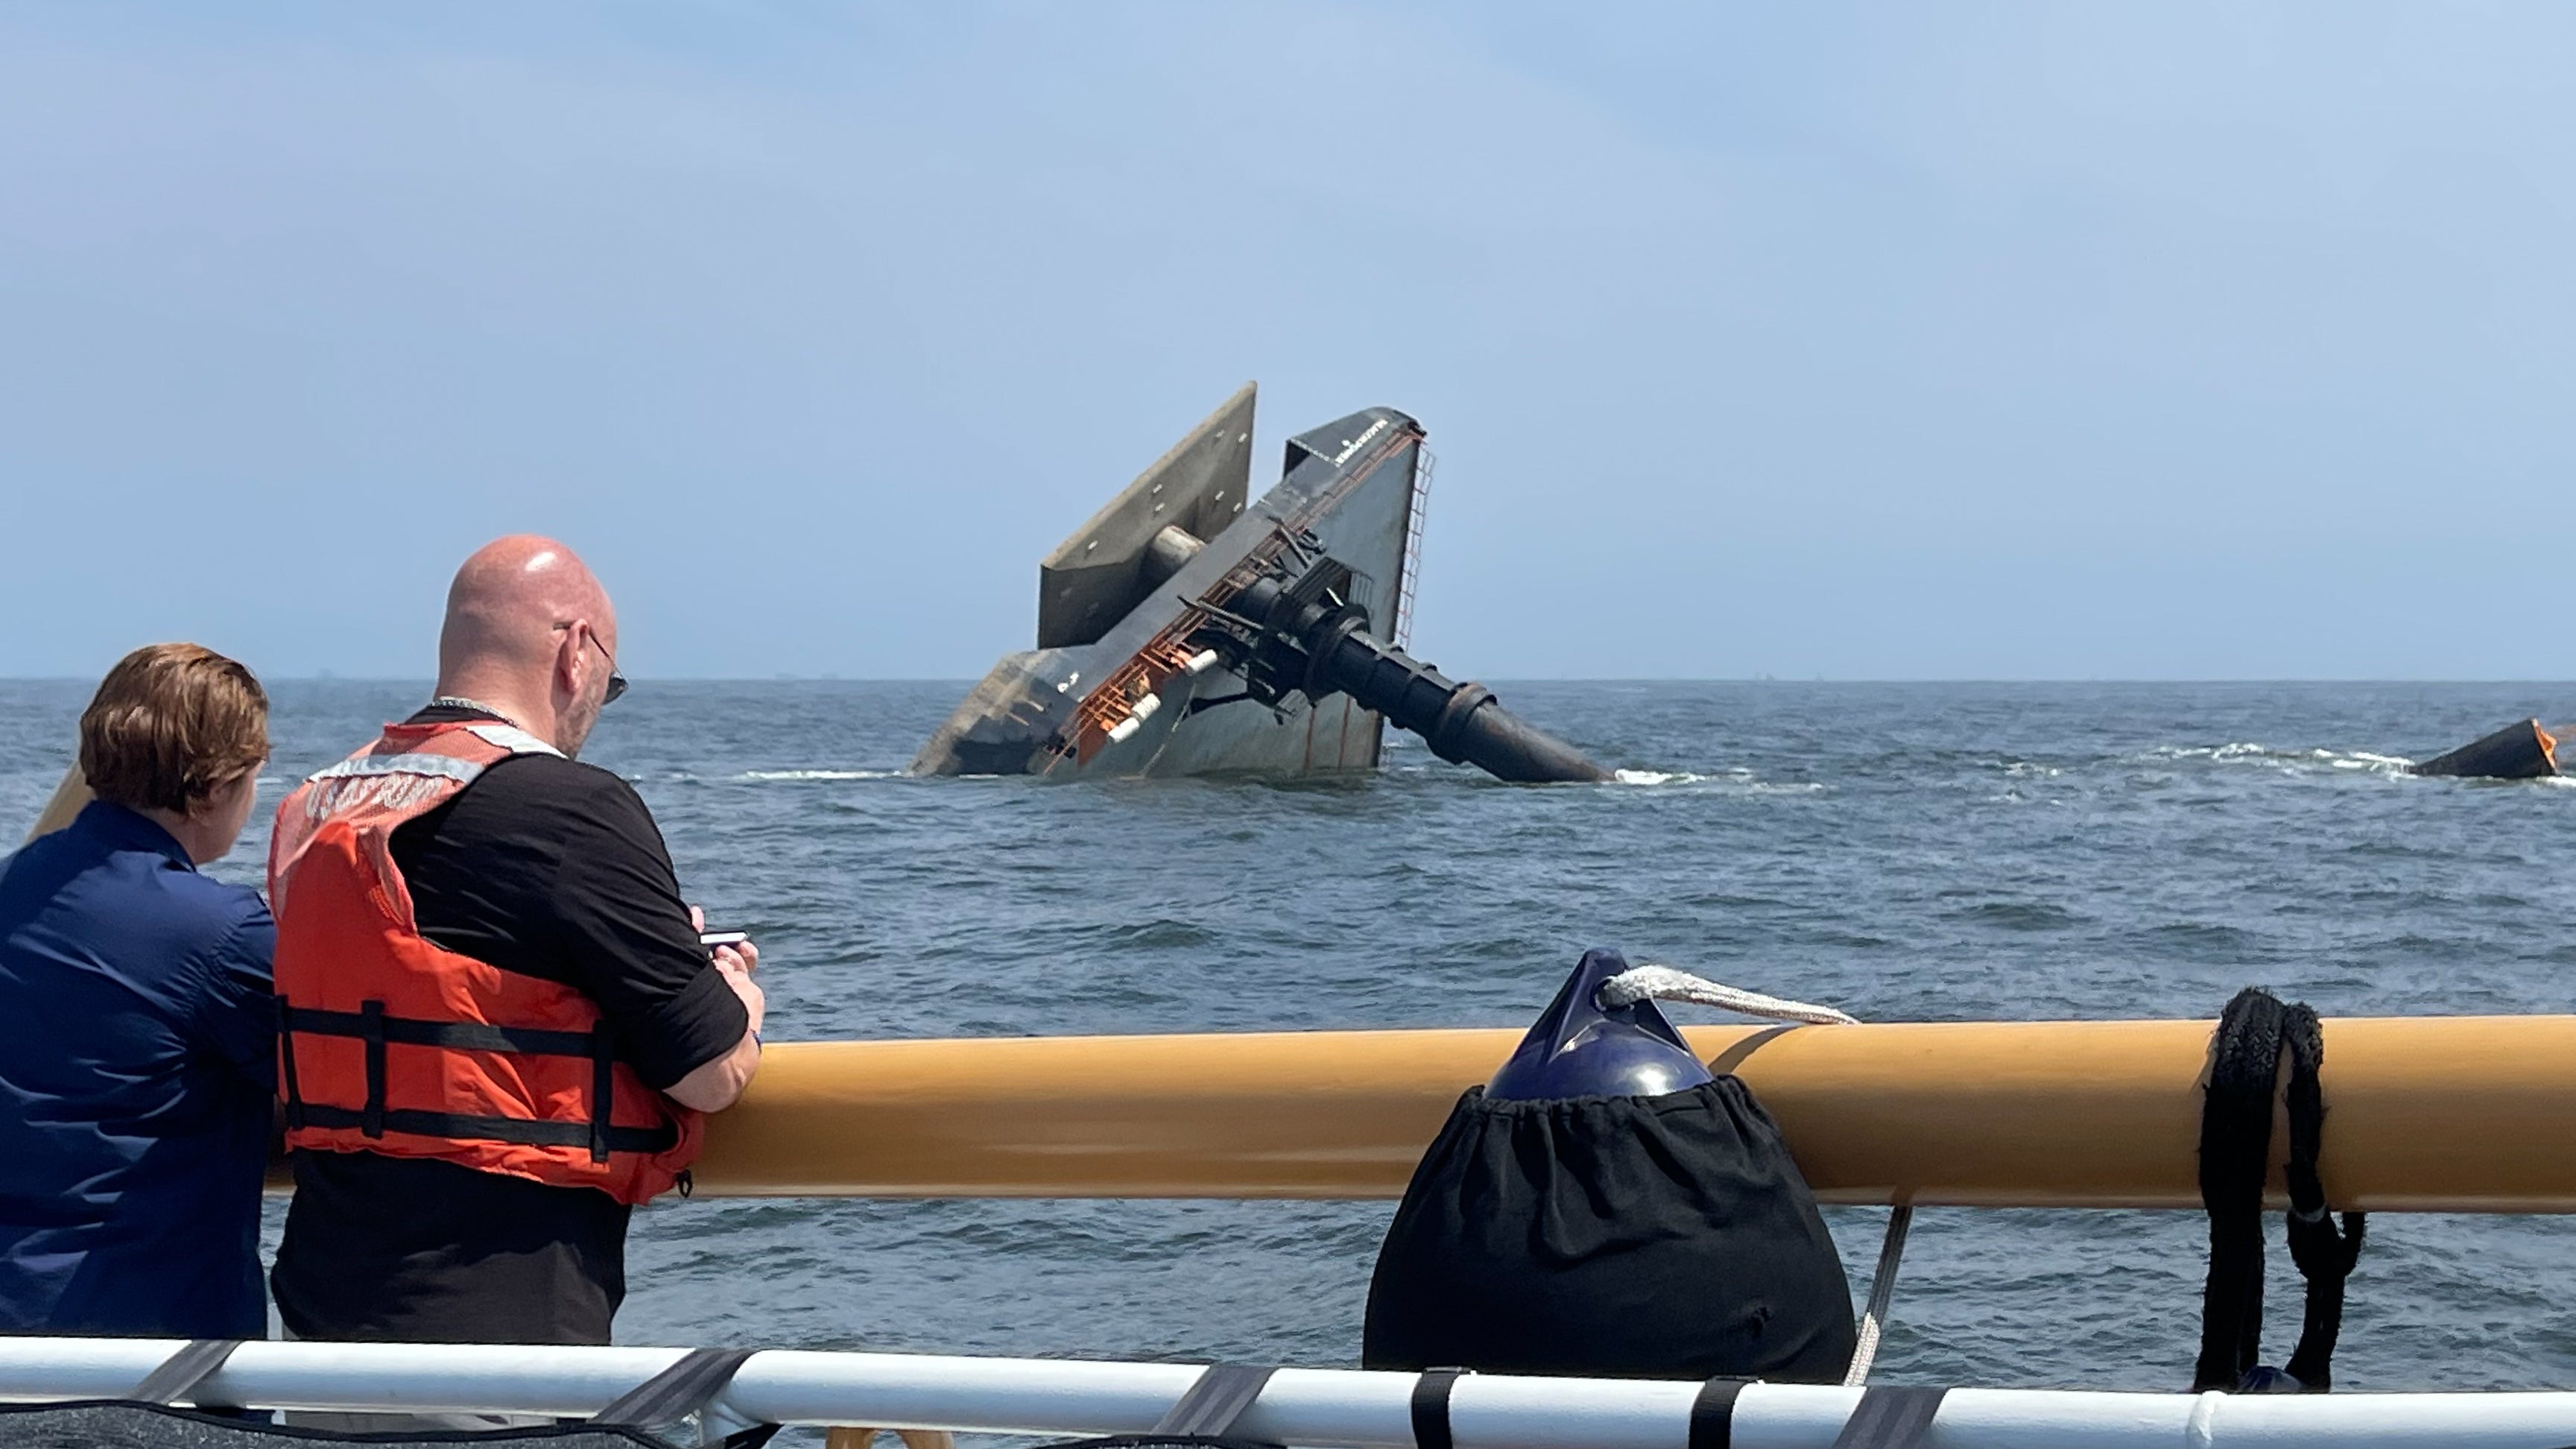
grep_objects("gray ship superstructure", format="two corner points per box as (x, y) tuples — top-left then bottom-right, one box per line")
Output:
(912, 385), (1606, 784)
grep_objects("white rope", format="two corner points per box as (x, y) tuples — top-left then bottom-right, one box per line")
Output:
(1842, 1204), (1913, 1386)
(1595, 965), (1859, 1026)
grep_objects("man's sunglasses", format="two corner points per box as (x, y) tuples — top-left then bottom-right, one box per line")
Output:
(556, 622), (628, 706)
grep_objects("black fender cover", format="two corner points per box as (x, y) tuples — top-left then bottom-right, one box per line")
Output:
(1361, 1079), (1857, 1382)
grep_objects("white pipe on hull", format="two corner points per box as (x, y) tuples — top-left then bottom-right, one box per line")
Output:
(3, 1339), (2575, 1448)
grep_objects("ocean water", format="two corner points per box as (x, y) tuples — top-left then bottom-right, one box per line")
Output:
(5, 679), (2575, 1395)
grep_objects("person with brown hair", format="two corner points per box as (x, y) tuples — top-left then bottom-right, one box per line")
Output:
(0, 643), (276, 1337)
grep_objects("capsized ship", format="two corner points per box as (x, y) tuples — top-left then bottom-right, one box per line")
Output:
(910, 385), (1607, 783)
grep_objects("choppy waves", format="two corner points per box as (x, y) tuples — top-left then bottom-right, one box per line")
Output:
(40, 678), (2551, 1395)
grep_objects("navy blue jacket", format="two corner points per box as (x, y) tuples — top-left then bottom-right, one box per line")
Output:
(0, 801), (277, 1337)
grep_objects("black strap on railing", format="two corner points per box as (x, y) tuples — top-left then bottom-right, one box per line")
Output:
(2279, 1001), (2366, 1390)
(1408, 1368), (1467, 1449)
(1826, 1386), (1947, 1449)
(129, 1339), (242, 1407)
(1686, 1377), (1747, 1449)
(591, 1346), (776, 1449)
(1149, 1363), (1276, 1439)
(2194, 987), (2282, 1390)
(2194, 987), (2367, 1394)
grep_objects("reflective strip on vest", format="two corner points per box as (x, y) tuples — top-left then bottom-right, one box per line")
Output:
(463, 722), (565, 758)
(297, 753), (484, 819)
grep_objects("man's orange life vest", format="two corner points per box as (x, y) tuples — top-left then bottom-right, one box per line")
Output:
(268, 719), (703, 1205)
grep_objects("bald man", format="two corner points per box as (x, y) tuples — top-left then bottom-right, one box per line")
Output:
(265, 535), (763, 1349)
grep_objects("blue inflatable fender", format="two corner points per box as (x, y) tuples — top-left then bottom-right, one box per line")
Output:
(1484, 947), (1715, 1101)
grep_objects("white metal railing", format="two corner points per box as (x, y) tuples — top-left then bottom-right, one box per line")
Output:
(3, 1338), (2575, 1448)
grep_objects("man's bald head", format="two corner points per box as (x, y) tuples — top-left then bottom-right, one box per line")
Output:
(434, 535), (621, 754)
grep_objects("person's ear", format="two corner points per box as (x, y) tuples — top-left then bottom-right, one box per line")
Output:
(554, 624), (586, 698)
(188, 771), (243, 822)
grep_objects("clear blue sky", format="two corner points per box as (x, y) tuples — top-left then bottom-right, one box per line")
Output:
(3, 4), (2569, 680)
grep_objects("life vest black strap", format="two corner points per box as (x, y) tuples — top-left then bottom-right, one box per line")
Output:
(282, 1003), (601, 1058)
(278, 997), (675, 1158)
(1826, 1386), (1946, 1449)
(591, 1019), (618, 1165)
(289, 1102), (679, 1155)
(358, 1000), (387, 1139)
(274, 997), (308, 1131)
(1686, 1377), (1747, 1449)
(1408, 1368), (1466, 1449)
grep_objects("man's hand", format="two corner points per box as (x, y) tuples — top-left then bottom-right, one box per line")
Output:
(712, 937), (765, 1035)
(667, 906), (765, 1113)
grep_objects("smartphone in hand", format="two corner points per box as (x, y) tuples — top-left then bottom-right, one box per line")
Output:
(699, 931), (750, 957)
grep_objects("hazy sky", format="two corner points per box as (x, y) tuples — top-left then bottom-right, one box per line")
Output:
(3, 4), (2569, 680)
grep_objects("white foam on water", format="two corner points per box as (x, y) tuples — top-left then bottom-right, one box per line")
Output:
(1611, 768), (1820, 795)
(1613, 766), (1757, 786)
(2144, 742), (2414, 776)
(733, 768), (897, 781)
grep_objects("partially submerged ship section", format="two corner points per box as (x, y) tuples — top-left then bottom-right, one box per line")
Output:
(2411, 718), (2560, 780)
(913, 385), (1606, 783)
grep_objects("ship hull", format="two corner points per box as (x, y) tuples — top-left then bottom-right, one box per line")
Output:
(912, 389), (1423, 780)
